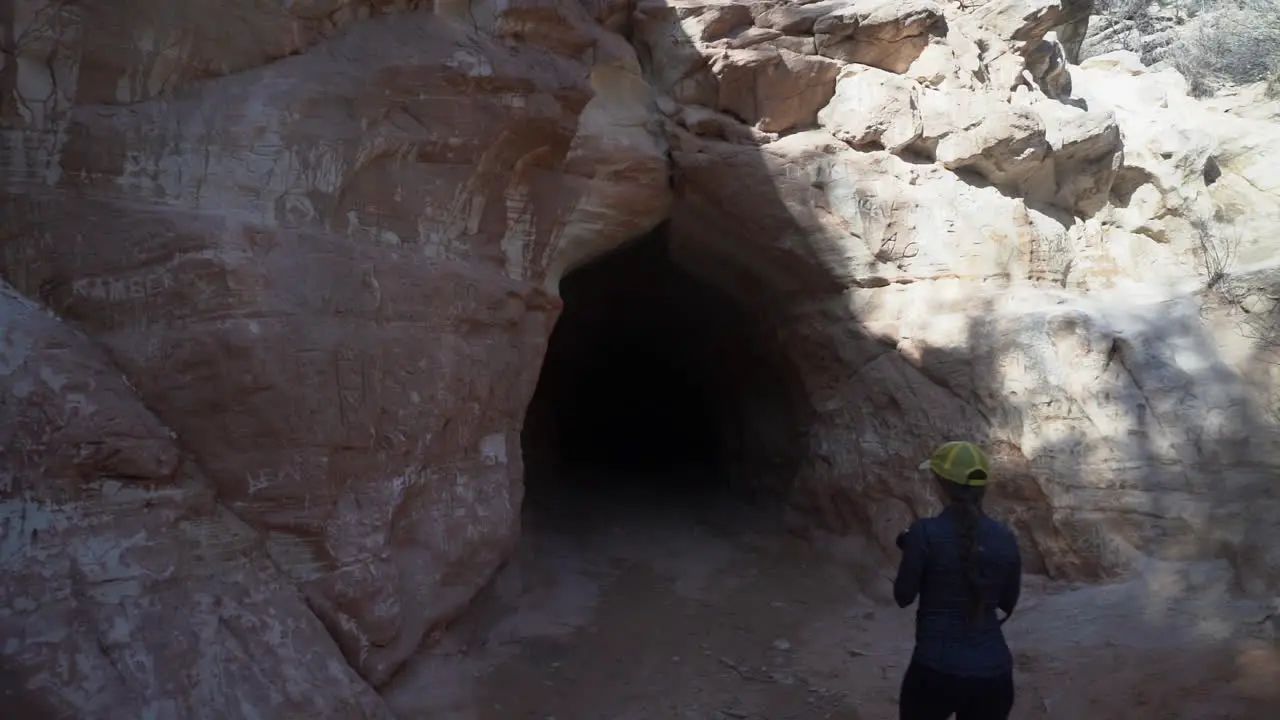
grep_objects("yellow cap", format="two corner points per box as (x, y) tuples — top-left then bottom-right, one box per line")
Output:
(918, 441), (991, 487)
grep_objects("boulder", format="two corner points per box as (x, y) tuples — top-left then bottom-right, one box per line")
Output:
(818, 65), (924, 152)
(962, 0), (1095, 53)
(708, 46), (843, 132)
(812, 0), (945, 73)
(934, 105), (1052, 185)
(1028, 98), (1123, 216)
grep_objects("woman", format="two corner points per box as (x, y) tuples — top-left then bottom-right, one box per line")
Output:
(893, 441), (1023, 720)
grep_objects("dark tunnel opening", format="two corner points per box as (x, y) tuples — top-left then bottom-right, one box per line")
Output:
(520, 227), (812, 531)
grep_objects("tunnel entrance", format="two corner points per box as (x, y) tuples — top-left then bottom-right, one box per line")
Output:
(520, 227), (811, 532)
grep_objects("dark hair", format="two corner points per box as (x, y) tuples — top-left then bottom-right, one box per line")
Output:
(936, 472), (987, 625)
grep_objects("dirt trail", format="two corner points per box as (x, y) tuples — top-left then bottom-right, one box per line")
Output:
(383, 482), (1280, 720)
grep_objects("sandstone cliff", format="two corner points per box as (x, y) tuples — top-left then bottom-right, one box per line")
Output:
(2, 0), (1279, 715)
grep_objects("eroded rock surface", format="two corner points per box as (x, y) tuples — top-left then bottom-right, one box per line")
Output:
(3, 0), (1280, 714)
(0, 283), (391, 719)
(4, 0), (670, 697)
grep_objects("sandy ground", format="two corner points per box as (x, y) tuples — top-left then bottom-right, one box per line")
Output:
(383, 482), (1280, 720)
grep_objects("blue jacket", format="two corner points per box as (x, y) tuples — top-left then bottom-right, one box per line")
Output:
(893, 506), (1022, 678)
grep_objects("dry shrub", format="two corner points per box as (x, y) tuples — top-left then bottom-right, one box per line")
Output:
(1169, 0), (1280, 97)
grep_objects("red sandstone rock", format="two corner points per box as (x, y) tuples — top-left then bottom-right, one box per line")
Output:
(2, 0), (1280, 714)
(0, 283), (392, 718)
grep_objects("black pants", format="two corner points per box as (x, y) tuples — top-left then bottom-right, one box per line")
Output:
(899, 660), (1014, 720)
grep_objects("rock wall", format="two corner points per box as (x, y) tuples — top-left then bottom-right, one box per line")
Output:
(636, 0), (1280, 581)
(3, 0), (1280, 714)
(4, 0), (672, 698)
(0, 283), (391, 718)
